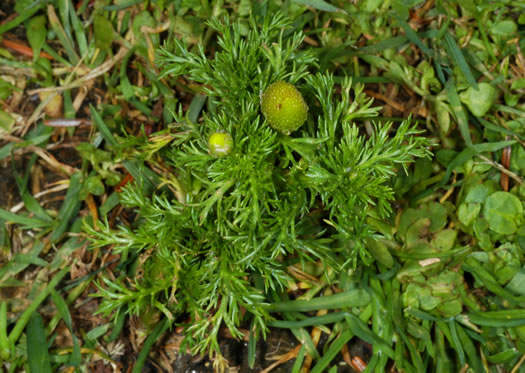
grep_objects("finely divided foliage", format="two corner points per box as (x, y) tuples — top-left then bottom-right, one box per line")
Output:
(87, 14), (430, 359)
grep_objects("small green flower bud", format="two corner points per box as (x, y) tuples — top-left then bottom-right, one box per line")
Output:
(208, 131), (233, 157)
(261, 81), (308, 135)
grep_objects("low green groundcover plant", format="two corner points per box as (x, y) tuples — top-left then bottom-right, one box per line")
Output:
(86, 14), (430, 362)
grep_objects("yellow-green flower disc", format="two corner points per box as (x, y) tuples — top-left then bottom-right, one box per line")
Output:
(261, 81), (308, 135)
(208, 131), (234, 157)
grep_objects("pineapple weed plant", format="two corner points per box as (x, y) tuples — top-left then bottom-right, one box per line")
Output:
(87, 14), (430, 363)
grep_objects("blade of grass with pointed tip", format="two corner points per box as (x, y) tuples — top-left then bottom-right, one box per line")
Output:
(105, 307), (127, 343)
(42, 42), (72, 66)
(416, 140), (515, 200)
(474, 11), (497, 63)
(103, 0), (143, 11)
(27, 312), (52, 373)
(494, 104), (525, 117)
(269, 312), (348, 328)
(90, 106), (158, 192)
(45, 269), (91, 336)
(292, 0), (341, 12)
(344, 314), (395, 358)
(0, 0), (43, 35)
(359, 36), (408, 54)
(0, 208), (50, 228)
(466, 312), (525, 327)
(396, 327), (424, 372)
(9, 266), (70, 345)
(456, 323), (483, 373)
(0, 143), (15, 161)
(50, 290), (81, 366)
(12, 167), (53, 223)
(0, 242), (45, 285)
(99, 192), (120, 216)
(395, 17), (433, 56)
(443, 33), (477, 87)
(247, 324), (257, 368)
(291, 344), (306, 373)
(187, 94), (207, 124)
(290, 327), (321, 360)
(463, 261), (525, 304)
(310, 329), (353, 373)
(89, 105), (117, 147)
(448, 320), (465, 367)
(268, 289), (370, 312)
(334, 76), (391, 84)
(47, 4), (79, 64)
(49, 172), (82, 243)
(68, 0), (88, 57)
(446, 79), (472, 146)
(57, 0), (72, 42)
(477, 117), (524, 139)
(131, 318), (170, 373)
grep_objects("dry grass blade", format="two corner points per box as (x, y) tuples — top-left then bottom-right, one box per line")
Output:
(28, 40), (131, 95)
(260, 345), (302, 373)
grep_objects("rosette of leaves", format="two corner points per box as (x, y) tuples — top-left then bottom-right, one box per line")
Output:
(402, 270), (464, 318)
(86, 14), (430, 362)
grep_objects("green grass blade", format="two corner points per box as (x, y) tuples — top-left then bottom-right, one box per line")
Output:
(47, 4), (79, 64)
(417, 139), (515, 200)
(443, 33), (477, 87)
(359, 36), (408, 54)
(291, 344), (306, 373)
(269, 312), (347, 328)
(292, 0), (341, 12)
(247, 325), (257, 368)
(396, 327), (424, 372)
(448, 320), (465, 367)
(290, 327), (321, 360)
(0, 208), (50, 228)
(463, 261), (525, 303)
(26, 312), (52, 373)
(0, 242), (45, 285)
(268, 289), (370, 312)
(0, 302), (10, 360)
(49, 172), (82, 243)
(344, 314), (395, 358)
(89, 104), (118, 146)
(103, 0), (143, 11)
(478, 118), (524, 139)
(466, 313), (525, 327)
(69, 1), (88, 57)
(0, 1), (43, 35)
(12, 165), (53, 223)
(0, 143), (15, 161)
(131, 318), (170, 373)
(310, 329), (353, 373)
(395, 17), (433, 56)
(9, 266), (70, 345)
(187, 94), (207, 124)
(50, 290), (81, 365)
(456, 323), (483, 373)
(446, 79), (472, 146)
(105, 306), (127, 343)
(57, 0), (72, 41)
(474, 12), (497, 63)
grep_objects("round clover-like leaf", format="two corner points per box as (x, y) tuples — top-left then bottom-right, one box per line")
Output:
(483, 191), (523, 234)
(459, 82), (498, 117)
